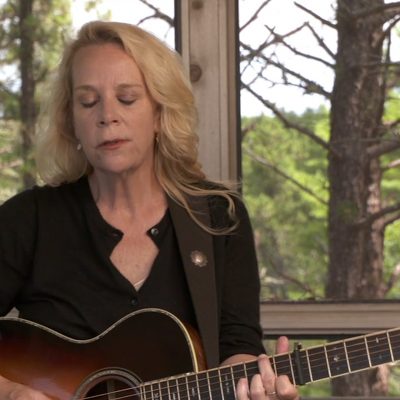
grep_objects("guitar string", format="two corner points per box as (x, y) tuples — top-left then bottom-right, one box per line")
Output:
(289, 334), (400, 377)
(76, 336), (400, 400)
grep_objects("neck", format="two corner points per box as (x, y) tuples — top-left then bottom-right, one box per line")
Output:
(88, 169), (167, 217)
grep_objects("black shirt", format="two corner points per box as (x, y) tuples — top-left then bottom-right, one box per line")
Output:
(0, 177), (265, 362)
(0, 178), (196, 338)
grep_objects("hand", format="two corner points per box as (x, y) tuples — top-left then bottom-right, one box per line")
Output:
(0, 376), (51, 400)
(236, 337), (300, 400)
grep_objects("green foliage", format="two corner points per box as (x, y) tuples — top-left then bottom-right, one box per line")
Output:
(0, 0), (74, 192)
(381, 91), (400, 298)
(0, 120), (22, 203)
(242, 99), (400, 302)
(0, 0), (73, 117)
(242, 108), (330, 300)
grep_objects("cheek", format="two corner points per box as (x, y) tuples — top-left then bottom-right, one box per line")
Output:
(73, 108), (92, 135)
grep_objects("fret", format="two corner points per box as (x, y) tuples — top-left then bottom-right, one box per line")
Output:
(307, 345), (330, 381)
(288, 351), (296, 385)
(208, 369), (224, 400)
(168, 378), (179, 400)
(187, 373), (200, 400)
(219, 366), (235, 400)
(388, 329), (400, 361)
(323, 345), (332, 378)
(243, 360), (258, 382)
(229, 366), (237, 399)
(148, 383), (158, 400)
(364, 336), (372, 367)
(326, 341), (349, 377)
(231, 363), (247, 387)
(343, 339), (351, 373)
(386, 331), (395, 362)
(305, 349), (313, 381)
(159, 380), (169, 400)
(141, 384), (149, 400)
(274, 353), (294, 383)
(345, 337), (369, 371)
(197, 371), (211, 400)
(177, 376), (188, 400)
(367, 332), (392, 366)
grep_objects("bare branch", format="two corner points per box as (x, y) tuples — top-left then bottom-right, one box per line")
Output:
(240, 23), (308, 62)
(137, 0), (174, 26)
(263, 24), (334, 68)
(383, 212), (400, 228)
(383, 159), (400, 170)
(356, 202), (400, 228)
(384, 263), (400, 296)
(305, 23), (336, 60)
(244, 147), (328, 205)
(350, 2), (400, 22)
(240, 0), (272, 32)
(367, 138), (400, 159)
(374, 16), (400, 49)
(379, 118), (400, 136)
(294, 1), (337, 29)
(242, 82), (335, 154)
(241, 117), (263, 138)
(279, 39), (334, 69)
(241, 42), (331, 98)
(266, 257), (318, 298)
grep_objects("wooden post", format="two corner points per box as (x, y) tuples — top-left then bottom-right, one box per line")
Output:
(176, 0), (240, 181)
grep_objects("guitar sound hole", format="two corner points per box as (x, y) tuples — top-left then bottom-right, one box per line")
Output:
(73, 368), (141, 400)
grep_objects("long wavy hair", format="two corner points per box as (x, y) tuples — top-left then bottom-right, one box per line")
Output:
(36, 21), (239, 233)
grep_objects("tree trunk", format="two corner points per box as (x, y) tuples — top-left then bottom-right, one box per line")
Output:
(19, 0), (36, 188)
(327, 0), (388, 395)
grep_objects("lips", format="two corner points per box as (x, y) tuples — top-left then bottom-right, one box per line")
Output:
(98, 138), (128, 149)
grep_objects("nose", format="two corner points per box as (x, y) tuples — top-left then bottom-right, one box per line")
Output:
(97, 99), (120, 127)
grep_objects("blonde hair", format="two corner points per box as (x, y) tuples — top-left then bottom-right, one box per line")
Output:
(36, 21), (238, 232)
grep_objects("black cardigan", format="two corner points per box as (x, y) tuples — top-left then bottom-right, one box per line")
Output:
(0, 177), (264, 367)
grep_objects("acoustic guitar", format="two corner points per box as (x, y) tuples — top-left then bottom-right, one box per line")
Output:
(0, 308), (399, 399)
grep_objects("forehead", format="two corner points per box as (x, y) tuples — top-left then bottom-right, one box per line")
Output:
(71, 43), (144, 84)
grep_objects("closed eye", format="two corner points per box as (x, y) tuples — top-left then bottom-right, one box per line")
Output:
(81, 100), (98, 108)
(119, 98), (136, 105)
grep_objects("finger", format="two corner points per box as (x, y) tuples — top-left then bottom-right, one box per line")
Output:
(275, 336), (290, 354)
(275, 375), (300, 400)
(236, 377), (249, 400)
(249, 373), (268, 400)
(257, 354), (276, 393)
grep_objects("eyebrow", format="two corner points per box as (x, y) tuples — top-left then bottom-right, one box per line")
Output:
(74, 83), (144, 92)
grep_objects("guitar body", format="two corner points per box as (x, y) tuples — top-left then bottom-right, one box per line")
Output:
(0, 308), (206, 400)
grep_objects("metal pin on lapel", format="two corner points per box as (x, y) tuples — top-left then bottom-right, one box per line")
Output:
(190, 250), (208, 267)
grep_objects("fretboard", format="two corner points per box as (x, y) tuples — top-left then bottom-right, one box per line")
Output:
(140, 327), (400, 400)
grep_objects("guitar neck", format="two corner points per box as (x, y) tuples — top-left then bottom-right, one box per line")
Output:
(275, 326), (400, 385)
(141, 327), (400, 400)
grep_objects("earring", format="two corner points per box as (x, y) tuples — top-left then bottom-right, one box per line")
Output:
(77, 143), (82, 151)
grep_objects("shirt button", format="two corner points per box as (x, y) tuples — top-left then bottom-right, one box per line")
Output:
(130, 297), (138, 306)
(150, 227), (159, 236)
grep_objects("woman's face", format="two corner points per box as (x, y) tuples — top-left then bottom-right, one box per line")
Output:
(72, 43), (160, 177)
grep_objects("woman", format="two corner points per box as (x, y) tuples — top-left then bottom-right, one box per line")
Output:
(0, 21), (299, 400)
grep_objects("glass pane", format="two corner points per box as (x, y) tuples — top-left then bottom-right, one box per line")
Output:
(239, 0), (335, 302)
